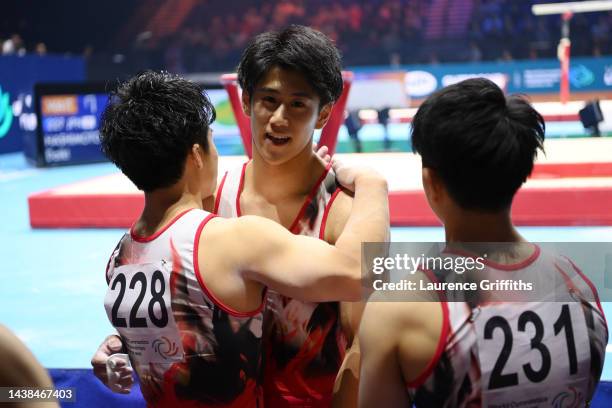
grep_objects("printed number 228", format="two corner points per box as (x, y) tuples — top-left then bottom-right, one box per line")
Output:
(111, 271), (169, 328)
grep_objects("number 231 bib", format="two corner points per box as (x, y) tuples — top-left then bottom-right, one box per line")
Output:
(474, 301), (590, 407)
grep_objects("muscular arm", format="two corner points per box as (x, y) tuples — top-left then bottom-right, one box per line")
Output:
(358, 301), (443, 407)
(358, 301), (409, 407)
(201, 173), (389, 304)
(325, 185), (391, 407)
(203, 215), (362, 303)
(325, 191), (365, 407)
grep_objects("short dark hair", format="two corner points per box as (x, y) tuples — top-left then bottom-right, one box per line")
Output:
(411, 78), (545, 211)
(100, 71), (216, 192)
(237, 25), (343, 107)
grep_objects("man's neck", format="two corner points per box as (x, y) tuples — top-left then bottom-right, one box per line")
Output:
(247, 144), (325, 202)
(138, 186), (202, 234)
(444, 208), (524, 243)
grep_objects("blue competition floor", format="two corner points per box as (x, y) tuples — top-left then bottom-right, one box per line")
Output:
(1, 152), (611, 381)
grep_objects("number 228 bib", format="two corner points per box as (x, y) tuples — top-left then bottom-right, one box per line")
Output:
(104, 261), (185, 364)
(474, 302), (590, 407)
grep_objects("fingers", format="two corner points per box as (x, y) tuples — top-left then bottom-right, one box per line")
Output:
(331, 159), (344, 174)
(113, 360), (127, 368)
(91, 335), (125, 388)
(91, 349), (111, 371)
(108, 369), (134, 394)
(315, 145), (328, 158)
(91, 335), (123, 367)
(314, 145), (333, 167)
(107, 357), (134, 394)
(92, 335), (132, 393)
(105, 335), (124, 353)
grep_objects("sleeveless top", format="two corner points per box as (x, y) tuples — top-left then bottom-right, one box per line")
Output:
(215, 162), (346, 407)
(104, 209), (265, 407)
(409, 245), (608, 408)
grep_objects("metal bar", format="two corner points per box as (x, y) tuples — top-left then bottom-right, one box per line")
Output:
(533, 1), (612, 16)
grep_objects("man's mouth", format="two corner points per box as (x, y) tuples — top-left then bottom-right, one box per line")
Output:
(265, 133), (290, 146)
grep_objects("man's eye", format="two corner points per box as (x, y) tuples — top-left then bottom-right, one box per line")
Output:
(262, 96), (276, 104)
(292, 101), (305, 108)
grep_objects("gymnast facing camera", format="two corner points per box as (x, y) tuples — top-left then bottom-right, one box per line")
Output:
(95, 66), (388, 407)
(94, 25), (387, 408)
(93, 25), (608, 408)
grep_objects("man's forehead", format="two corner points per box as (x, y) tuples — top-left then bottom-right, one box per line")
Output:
(256, 86), (312, 98)
(255, 67), (316, 97)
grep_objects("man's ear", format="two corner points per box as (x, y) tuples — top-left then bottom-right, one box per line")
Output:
(421, 167), (443, 204)
(241, 91), (251, 116)
(191, 144), (204, 169)
(315, 103), (333, 129)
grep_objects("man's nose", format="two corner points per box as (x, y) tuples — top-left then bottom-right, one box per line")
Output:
(270, 104), (289, 127)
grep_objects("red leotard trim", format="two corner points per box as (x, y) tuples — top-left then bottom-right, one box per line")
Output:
(193, 214), (266, 317)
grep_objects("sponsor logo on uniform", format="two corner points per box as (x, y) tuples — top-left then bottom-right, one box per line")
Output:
(152, 336), (180, 360)
(552, 386), (582, 408)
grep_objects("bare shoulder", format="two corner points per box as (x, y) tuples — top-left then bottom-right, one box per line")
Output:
(396, 302), (444, 383)
(200, 215), (287, 264)
(196, 216), (239, 269)
(360, 300), (444, 383)
(204, 215), (275, 240)
(323, 188), (353, 244)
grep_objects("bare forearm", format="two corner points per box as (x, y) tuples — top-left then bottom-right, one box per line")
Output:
(240, 226), (362, 302)
(335, 175), (389, 259)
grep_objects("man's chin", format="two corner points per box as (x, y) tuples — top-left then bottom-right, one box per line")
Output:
(261, 154), (290, 166)
(256, 146), (292, 165)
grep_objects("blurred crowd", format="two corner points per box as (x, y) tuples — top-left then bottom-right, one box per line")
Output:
(2, 0), (611, 71)
(469, 0), (611, 61)
(156, 0), (612, 71)
(153, 0), (428, 71)
(1, 34), (47, 56)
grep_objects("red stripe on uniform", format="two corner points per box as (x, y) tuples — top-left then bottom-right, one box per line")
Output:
(289, 161), (332, 234)
(213, 171), (228, 215)
(130, 209), (195, 243)
(319, 187), (342, 240)
(406, 300), (451, 389)
(563, 256), (607, 326)
(236, 162), (249, 217)
(192, 214), (266, 317)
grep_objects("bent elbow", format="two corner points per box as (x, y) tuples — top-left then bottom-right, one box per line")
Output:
(338, 261), (364, 302)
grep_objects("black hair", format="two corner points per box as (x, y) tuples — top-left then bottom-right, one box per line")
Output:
(100, 71), (216, 192)
(411, 78), (545, 211)
(237, 25), (343, 107)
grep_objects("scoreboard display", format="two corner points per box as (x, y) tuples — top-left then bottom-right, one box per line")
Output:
(26, 82), (111, 167)
(25, 82), (241, 167)
(39, 92), (108, 165)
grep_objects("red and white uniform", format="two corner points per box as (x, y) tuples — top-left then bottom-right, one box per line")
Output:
(104, 209), (264, 408)
(410, 245), (608, 407)
(215, 162), (345, 407)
